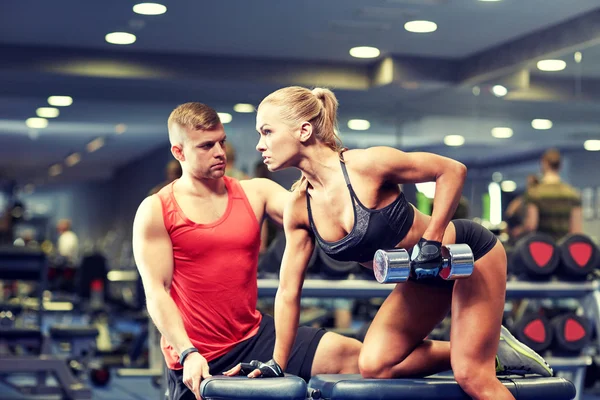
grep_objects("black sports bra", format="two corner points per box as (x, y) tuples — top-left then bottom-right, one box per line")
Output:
(306, 158), (414, 263)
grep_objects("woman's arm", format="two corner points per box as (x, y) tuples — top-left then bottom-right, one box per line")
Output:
(272, 197), (315, 370)
(366, 146), (467, 242)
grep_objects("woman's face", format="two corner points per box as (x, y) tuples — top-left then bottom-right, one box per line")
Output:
(255, 104), (302, 172)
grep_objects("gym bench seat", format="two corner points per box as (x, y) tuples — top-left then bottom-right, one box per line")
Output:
(200, 375), (307, 400)
(307, 374), (576, 400)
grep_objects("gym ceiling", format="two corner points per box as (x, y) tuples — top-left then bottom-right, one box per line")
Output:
(1, 0), (600, 186)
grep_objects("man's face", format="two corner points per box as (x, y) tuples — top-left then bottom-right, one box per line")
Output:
(178, 125), (228, 180)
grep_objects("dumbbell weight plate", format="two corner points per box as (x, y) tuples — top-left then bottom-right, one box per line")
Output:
(551, 313), (591, 354)
(513, 313), (553, 353)
(557, 234), (600, 279)
(373, 249), (410, 284)
(439, 244), (474, 280)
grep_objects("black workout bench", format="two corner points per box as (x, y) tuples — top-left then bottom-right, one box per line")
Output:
(198, 373), (576, 400)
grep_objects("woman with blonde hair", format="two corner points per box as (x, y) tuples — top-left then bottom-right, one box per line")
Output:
(231, 86), (553, 400)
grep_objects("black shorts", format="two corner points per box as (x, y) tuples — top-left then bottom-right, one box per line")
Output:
(452, 219), (498, 262)
(167, 314), (326, 400)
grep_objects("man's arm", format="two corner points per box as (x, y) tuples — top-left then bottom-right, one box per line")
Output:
(259, 178), (291, 227)
(569, 206), (583, 234)
(132, 196), (195, 355)
(524, 203), (539, 233)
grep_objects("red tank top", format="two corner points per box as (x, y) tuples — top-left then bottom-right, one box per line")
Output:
(157, 176), (262, 369)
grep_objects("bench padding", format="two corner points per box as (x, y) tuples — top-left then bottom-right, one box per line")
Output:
(307, 374), (576, 400)
(200, 375), (307, 400)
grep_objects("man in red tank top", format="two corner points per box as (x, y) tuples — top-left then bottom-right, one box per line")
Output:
(132, 102), (361, 400)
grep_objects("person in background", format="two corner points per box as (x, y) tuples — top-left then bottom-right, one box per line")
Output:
(524, 149), (582, 241)
(225, 143), (249, 181)
(504, 174), (539, 244)
(149, 160), (183, 196)
(56, 218), (79, 265)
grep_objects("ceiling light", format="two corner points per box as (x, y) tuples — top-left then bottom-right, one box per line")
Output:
(115, 124), (127, 134)
(49, 164), (63, 177)
(36, 107), (60, 118)
(133, 2), (167, 15)
(584, 140), (600, 151)
(574, 52), (583, 64)
(444, 135), (465, 147)
(347, 119), (370, 130)
(218, 113), (232, 124)
(86, 137), (105, 153)
(491, 85), (508, 97)
(105, 32), (137, 45)
(26, 118), (48, 129)
(48, 96), (73, 107)
(491, 127), (513, 138)
(531, 119), (553, 130)
(536, 59), (566, 72)
(65, 153), (81, 167)
(404, 20), (437, 33)
(501, 180), (517, 192)
(472, 86), (481, 96)
(492, 172), (503, 182)
(349, 46), (380, 59)
(233, 103), (255, 113)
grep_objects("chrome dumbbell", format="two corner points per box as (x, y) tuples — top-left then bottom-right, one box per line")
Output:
(373, 244), (474, 284)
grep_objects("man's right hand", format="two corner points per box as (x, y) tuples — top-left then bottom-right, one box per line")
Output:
(182, 352), (212, 400)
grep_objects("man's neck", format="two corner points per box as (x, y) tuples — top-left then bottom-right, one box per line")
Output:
(542, 171), (561, 183)
(177, 174), (226, 197)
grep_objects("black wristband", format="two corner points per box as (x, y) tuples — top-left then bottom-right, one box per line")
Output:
(179, 347), (199, 366)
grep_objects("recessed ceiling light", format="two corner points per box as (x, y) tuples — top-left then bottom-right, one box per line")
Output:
(537, 59), (566, 72)
(404, 20), (437, 33)
(26, 117), (48, 129)
(218, 113), (232, 124)
(574, 52), (583, 64)
(36, 107), (60, 118)
(501, 180), (517, 192)
(531, 119), (553, 130)
(22, 184), (35, 195)
(491, 127), (513, 138)
(49, 164), (63, 177)
(233, 103), (255, 113)
(133, 3), (167, 15)
(48, 96), (73, 107)
(347, 119), (370, 130)
(444, 135), (465, 147)
(349, 46), (380, 59)
(584, 139), (600, 151)
(472, 86), (481, 96)
(115, 124), (127, 134)
(491, 85), (508, 97)
(65, 153), (81, 167)
(86, 137), (105, 153)
(105, 32), (137, 45)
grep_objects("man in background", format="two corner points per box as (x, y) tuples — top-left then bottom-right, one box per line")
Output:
(149, 160), (183, 196)
(224, 143), (249, 181)
(56, 218), (79, 265)
(524, 149), (582, 240)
